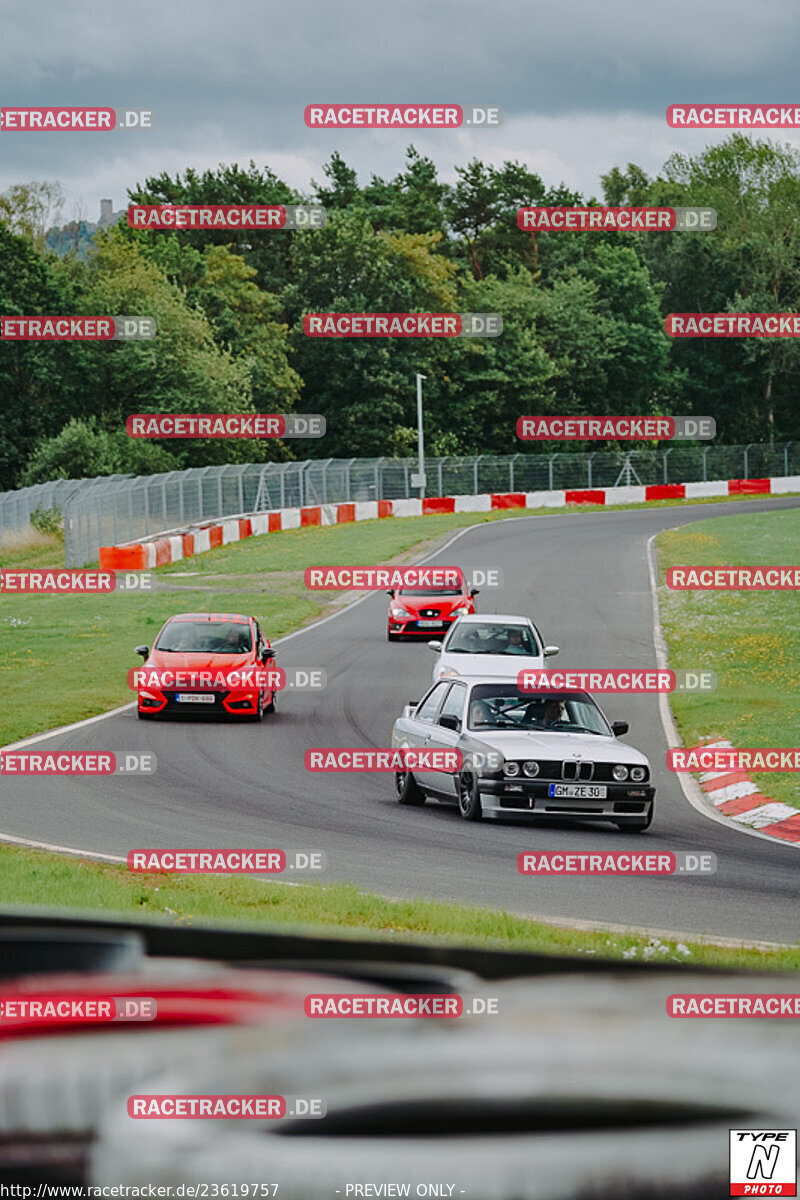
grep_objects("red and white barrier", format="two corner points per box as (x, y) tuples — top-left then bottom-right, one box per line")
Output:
(98, 475), (800, 571)
(697, 739), (800, 845)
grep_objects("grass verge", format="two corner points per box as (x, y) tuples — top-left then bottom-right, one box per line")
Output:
(656, 507), (800, 809)
(1, 841), (796, 968)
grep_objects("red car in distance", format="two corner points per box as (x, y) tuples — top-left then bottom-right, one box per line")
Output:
(135, 612), (277, 721)
(387, 581), (479, 641)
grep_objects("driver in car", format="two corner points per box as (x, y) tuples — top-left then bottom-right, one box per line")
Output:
(221, 626), (248, 653)
(503, 628), (528, 654)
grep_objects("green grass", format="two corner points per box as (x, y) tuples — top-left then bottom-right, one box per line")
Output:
(657, 508), (800, 808)
(0, 841), (796, 968)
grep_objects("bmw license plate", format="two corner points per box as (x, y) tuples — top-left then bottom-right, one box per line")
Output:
(548, 783), (607, 799)
(418, 620), (442, 628)
(175, 693), (215, 704)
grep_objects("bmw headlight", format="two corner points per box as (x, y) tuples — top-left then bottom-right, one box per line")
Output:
(630, 765), (647, 782)
(612, 765), (629, 782)
(503, 761), (521, 777)
(523, 761), (540, 777)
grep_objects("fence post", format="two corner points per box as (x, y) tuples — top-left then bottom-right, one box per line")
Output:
(474, 455), (483, 494)
(702, 446), (709, 482)
(548, 454), (558, 491)
(743, 443), (752, 479)
(587, 452), (594, 488)
(785, 442), (792, 477)
(662, 448), (672, 483)
(238, 469), (244, 514)
(438, 458), (445, 496)
(510, 453), (520, 492)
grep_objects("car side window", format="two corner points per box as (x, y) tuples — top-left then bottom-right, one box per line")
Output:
(438, 682), (467, 727)
(414, 682), (450, 723)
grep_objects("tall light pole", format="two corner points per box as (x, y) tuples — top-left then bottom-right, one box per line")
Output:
(414, 372), (427, 499)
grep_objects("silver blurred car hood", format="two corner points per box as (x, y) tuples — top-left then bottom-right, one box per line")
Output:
(470, 729), (649, 765)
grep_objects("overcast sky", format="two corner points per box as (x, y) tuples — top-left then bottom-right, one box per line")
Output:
(2, 0), (800, 224)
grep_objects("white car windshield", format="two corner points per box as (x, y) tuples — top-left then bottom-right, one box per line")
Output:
(467, 686), (611, 735)
(446, 623), (538, 655)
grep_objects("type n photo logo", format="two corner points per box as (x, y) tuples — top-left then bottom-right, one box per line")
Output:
(730, 1130), (796, 1196)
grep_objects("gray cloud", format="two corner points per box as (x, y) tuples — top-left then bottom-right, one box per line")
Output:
(2, 0), (799, 215)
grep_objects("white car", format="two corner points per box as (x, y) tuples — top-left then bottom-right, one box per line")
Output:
(428, 613), (559, 683)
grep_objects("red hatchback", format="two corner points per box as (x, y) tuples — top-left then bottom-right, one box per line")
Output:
(135, 612), (278, 721)
(387, 582), (478, 641)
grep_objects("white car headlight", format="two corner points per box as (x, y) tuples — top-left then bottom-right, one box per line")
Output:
(390, 607), (412, 619)
(503, 761), (520, 777)
(523, 761), (539, 777)
(630, 766), (647, 782)
(612, 765), (629, 782)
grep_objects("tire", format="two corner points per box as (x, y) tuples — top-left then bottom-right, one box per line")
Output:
(457, 771), (483, 821)
(264, 689), (276, 715)
(615, 809), (653, 832)
(246, 692), (266, 723)
(387, 629), (399, 642)
(396, 770), (426, 806)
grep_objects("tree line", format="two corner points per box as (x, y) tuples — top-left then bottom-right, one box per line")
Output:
(1, 134), (798, 491)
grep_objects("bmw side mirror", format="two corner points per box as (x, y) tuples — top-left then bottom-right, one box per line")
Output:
(439, 713), (461, 731)
(386, 590), (395, 598)
(134, 645), (149, 659)
(427, 640), (443, 651)
(469, 589), (480, 597)
(611, 721), (629, 737)
(544, 645), (560, 657)
(261, 648), (275, 662)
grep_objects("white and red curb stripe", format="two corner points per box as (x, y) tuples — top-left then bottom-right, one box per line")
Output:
(696, 739), (800, 845)
(98, 474), (800, 571)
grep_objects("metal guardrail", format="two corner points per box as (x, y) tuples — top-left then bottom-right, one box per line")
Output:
(0, 444), (795, 566)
